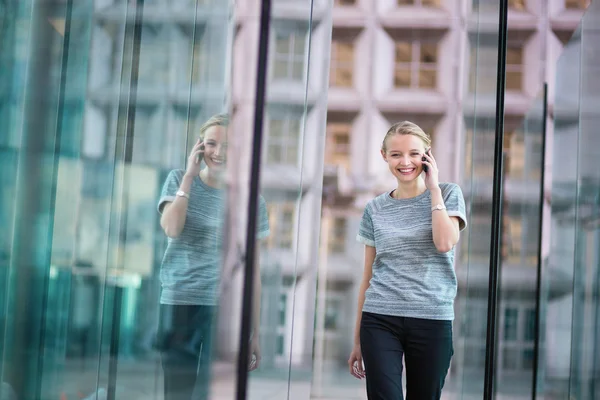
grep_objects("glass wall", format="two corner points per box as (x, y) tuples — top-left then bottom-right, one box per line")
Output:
(455, 0), (504, 397)
(541, 2), (600, 399)
(0, 1), (331, 400)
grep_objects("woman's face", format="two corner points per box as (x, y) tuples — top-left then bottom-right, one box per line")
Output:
(381, 134), (427, 182)
(202, 125), (228, 170)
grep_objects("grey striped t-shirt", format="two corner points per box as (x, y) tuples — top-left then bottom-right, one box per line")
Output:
(158, 169), (270, 306)
(357, 182), (467, 320)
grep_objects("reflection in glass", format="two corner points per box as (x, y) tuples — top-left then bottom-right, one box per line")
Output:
(156, 114), (270, 399)
(273, 28), (308, 82)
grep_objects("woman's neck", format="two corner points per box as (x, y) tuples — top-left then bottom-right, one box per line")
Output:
(393, 178), (427, 199)
(199, 168), (224, 189)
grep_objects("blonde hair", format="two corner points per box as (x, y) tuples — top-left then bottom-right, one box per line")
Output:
(198, 113), (229, 140)
(381, 121), (431, 152)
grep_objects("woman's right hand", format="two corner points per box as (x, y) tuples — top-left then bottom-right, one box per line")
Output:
(348, 344), (365, 379)
(185, 139), (204, 178)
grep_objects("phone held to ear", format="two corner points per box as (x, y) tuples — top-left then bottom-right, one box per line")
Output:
(422, 148), (431, 173)
(196, 144), (205, 164)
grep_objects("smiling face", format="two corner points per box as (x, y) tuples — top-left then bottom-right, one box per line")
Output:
(202, 125), (228, 170)
(381, 133), (428, 182)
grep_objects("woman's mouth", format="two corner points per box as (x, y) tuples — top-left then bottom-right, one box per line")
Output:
(398, 167), (415, 176)
(211, 158), (225, 165)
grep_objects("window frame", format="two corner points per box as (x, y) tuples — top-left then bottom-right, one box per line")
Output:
(270, 25), (308, 83)
(393, 39), (439, 90)
(329, 38), (355, 88)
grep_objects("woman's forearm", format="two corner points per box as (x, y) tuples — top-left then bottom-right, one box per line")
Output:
(160, 174), (194, 238)
(430, 186), (459, 252)
(252, 251), (262, 339)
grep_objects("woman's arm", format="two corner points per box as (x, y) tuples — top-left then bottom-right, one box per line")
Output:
(430, 186), (460, 253)
(160, 174), (194, 238)
(353, 245), (375, 345)
(160, 140), (205, 238)
(251, 249), (262, 340)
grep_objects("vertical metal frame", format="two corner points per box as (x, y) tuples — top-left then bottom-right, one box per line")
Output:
(483, 0), (509, 398)
(531, 83), (548, 400)
(235, 0), (271, 399)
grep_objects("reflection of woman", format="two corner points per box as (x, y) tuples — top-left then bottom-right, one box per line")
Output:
(157, 114), (269, 400)
(348, 122), (467, 400)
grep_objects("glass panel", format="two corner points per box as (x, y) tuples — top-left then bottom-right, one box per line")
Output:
(492, 75), (546, 398)
(457, 1), (503, 398)
(245, 0), (331, 399)
(564, 5), (600, 399)
(540, 20), (583, 400)
(0, 0), (236, 399)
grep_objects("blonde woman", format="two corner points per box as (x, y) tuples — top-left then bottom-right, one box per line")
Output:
(348, 121), (467, 400)
(157, 114), (269, 400)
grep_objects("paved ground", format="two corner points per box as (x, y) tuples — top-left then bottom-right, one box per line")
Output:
(21, 357), (551, 399)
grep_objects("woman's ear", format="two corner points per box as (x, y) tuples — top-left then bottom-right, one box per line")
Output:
(380, 148), (387, 162)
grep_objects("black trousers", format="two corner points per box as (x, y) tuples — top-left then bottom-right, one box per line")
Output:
(157, 304), (216, 400)
(360, 312), (453, 400)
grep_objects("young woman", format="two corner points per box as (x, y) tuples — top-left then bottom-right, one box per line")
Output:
(348, 121), (467, 400)
(157, 114), (270, 400)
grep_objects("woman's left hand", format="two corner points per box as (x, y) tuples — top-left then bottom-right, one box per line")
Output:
(422, 149), (440, 190)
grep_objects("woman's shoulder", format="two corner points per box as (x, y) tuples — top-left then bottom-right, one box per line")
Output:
(363, 192), (391, 212)
(439, 182), (463, 194)
(166, 169), (185, 180)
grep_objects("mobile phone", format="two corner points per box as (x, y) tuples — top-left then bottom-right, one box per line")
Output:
(422, 148), (431, 173)
(196, 144), (205, 164)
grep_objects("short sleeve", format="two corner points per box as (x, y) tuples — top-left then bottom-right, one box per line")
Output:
(257, 195), (271, 240)
(158, 169), (183, 214)
(443, 183), (468, 231)
(356, 205), (375, 247)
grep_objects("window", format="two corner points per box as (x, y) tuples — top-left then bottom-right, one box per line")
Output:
(266, 203), (296, 249)
(505, 46), (523, 91)
(272, 29), (307, 81)
(461, 301), (487, 369)
(500, 304), (536, 371)
(503, 308), (518, 341)
(328, 217), (347, 253)
(473, 0), (525, 11)
(189, 37), (210, 85)
(565, 0), (589, 9)
(504, 131), (525, 178)
(324, 297), (341, 331)
(266, 116), (301, 165)
(276, 293), (287, 355)
(329, 39), (354, 87)
(469, 43), (523, 93)
(119, 28), (168, 85)
(508, 0), (526, 10)
(461, 211), (491, 263)
(464, 127), (514, 179)
(325, 122), (351, 170)
(278, 293), (287, 325)
(398, 0), (440, 6)
(334, 0), (356, 5)
(394, 41), (438, 89)
(503, 215), (523, 265)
